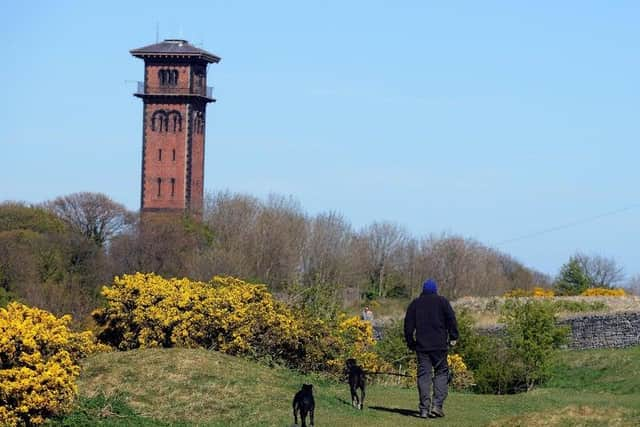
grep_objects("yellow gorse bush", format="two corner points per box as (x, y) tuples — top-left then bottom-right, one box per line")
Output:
(447, 353), (475, 390)
(93, 273), (303, 357)
(504, 287), (555, 298)
(0, 302), (107, 426)
(93, 273), (385, 374)
(326, 314), (388, 375)
(581, 287), (626, 297)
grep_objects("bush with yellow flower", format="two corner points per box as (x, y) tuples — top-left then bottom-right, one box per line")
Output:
(0, 302), (107, 426)
(504, 287), (555, 298)
(92, 273), (386, 375)
(581, 287), (626, 297)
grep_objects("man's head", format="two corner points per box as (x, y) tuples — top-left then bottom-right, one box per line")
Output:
(423, 279), (438, 294)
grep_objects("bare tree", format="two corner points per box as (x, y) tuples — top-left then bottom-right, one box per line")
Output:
(420, 235), (478, 299)
(358, 221), (407, 297)
(44, 192), (134, 247)
(301, 211), (352, 286)
(252, 194), (307, 287)
(574, 252), (625, 288)
(416, 234), (539, 299)
(203, 190), (262, 278)
(625, 275), (640, 295)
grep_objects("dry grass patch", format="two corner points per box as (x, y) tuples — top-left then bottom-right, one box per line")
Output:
(489, 405), (634, 427)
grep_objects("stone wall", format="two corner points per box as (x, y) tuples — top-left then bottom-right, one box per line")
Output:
(559, 312), (640, 349)
(479, 312), (640, 350)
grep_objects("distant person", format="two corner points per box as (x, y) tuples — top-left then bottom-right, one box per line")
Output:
(361, 306), (374, 322)
(404, 279), (458, 419)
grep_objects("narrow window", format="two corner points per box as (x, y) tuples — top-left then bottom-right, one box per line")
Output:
(172, 149), (176, 161)
(158, 149), (162, 161)
(157, 178), (162, 197)
(171, 178), (176, 197)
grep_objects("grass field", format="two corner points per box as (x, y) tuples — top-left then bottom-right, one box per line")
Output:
(50, 346), (640, 426)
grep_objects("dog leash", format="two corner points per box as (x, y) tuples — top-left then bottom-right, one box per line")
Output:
(364, 370), (414, 378)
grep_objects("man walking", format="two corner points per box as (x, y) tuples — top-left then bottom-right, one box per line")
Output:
(404, 279), (459, 418)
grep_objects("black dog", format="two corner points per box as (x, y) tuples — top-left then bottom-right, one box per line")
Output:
(293, 383), (315, 427)
(346, 358), (366, 410)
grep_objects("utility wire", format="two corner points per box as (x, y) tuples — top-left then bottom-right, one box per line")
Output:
(495, 204), (640, 246)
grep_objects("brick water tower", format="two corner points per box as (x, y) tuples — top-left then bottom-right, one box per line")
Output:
(131, 39), (220, 216)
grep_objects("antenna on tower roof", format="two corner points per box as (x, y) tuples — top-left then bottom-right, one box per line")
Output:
(155, 22), (159, 43)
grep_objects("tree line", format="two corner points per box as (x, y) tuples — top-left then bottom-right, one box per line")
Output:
(1, 190), (633, 323)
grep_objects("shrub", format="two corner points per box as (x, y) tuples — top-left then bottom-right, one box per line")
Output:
(499, 300), (568, 392)
(0, 302), (106, 426)
(581, 287), (626, 297)
(470, 336), (526, 394)
(373, 320), (414, 381)
(457, 302), (568, 394)
(504, 287), (554, 298)
(454, 308), (492, 372)
(92, 274), (304, 358)
(447, 353), (475, 390)
(92, 273), (386, 375)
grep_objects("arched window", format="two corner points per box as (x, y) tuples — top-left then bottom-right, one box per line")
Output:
(156, 178), (162, 197)
(158, 69), (178, 87)
(193, 111), (204, 134)
(151, 110), (168, 132)
(170, 178), (176, 197)
(167, 111), (182, 132)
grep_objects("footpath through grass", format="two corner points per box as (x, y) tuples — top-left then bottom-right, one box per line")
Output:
(51, 346), (640, 426)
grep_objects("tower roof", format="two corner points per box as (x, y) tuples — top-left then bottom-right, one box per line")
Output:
(130, 39), (220, 63)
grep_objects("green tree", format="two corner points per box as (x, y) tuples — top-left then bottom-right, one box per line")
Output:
(500, 299), (569, 391)
(554, 257), (591, 295)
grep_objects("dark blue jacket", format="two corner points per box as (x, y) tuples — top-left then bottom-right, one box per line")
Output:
(404, 293), (459, 352)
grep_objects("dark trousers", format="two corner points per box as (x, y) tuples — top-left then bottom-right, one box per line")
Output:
(416, 350), (449, 411)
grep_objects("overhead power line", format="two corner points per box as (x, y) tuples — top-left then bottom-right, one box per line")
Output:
(495, 204), (640, 246)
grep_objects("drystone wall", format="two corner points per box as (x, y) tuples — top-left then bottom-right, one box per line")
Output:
(558, 312), (640, 349)
(479, 312), (640, 350)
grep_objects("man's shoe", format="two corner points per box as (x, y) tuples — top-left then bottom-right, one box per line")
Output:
(419, 409), (429, 418)
(430, 407), (445, 418)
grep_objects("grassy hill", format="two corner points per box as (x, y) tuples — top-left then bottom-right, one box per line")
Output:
(51, 346), (640, 426)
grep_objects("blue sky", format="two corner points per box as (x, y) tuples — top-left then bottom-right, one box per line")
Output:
(1, 1), (639, 279)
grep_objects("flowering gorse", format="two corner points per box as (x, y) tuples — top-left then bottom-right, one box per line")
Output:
(0, 303), (107, 426)
(447, 353), (475, 390)
(92, 273), (386, 374)
(93, 274), (303, 357)
(504, 287), (555, 298)
(581, 287), (626, 297)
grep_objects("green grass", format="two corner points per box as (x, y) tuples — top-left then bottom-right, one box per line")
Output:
(52, 346), (640, 426)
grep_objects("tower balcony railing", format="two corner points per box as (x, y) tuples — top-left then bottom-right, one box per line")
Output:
(136, 81), (214, 99)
